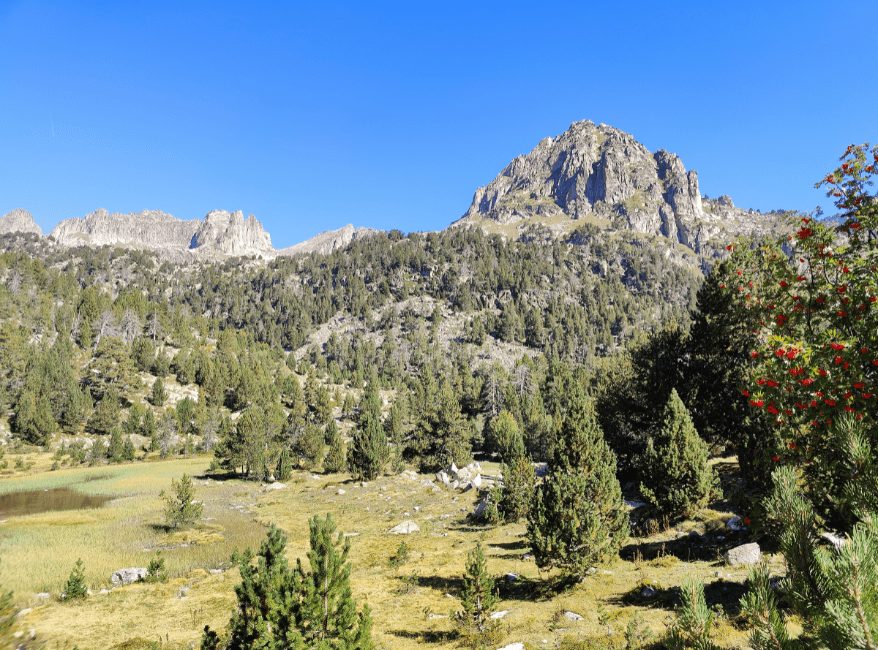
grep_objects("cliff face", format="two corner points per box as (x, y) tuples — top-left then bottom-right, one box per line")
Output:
(455, 120), (785, 256)
(48, 208), (276, 258)
(0, 209), (43, 236)
(275, 224), (377, 258)
(50, 209), (200, 249)
(191, 210), (273, 257)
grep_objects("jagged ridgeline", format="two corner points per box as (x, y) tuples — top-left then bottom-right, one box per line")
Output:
(0, 121), (788, 373)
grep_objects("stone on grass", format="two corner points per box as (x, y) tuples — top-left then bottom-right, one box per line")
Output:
(33, 593), (50, 604)
(491, 610), (509, 619)
(263, 481), (288, 492)
(497, 643), (524, 650)
(726, 516), (745, 531)
(820, 532), (846, 549)
(111, 567), (148, 586)
(388, 520), (419, 534)
(724, 542), (761, 566)
(563, 611), (584, 621)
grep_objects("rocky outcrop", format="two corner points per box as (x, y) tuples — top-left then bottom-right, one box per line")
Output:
(275, 224), (377, 258)
(0, 209), (43, 236)
(48, 208), (275, 259)
(191, 210), (273, 258)
(454, 120), (786, 257)
(50, 209), (200, 249)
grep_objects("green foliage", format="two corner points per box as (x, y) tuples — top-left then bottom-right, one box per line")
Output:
(413, 380), (472, 472)
(63, 558), (88, 600)
(725, 144), (878, 525)
(388, 540), (411, 569)
(161, 474), (203, 529)
(664, 576), (722, 650)
(295, 421), (325, 470)
(527, 383), (629, 579)
(87, 388), (120, 436)
(141, 553), (168, 584)
(0, 560), (17, 646)
(107, 427), (124, 463)
(455, 542), (500, 646)
(486, 410), (524, 462)
(324, 421), (347, 474)
(639, 389), (718, 521)
(348, 412), (389, 481)
(741, 418), (878, 650)
(275, 447), (293, 481)
(150, 377), (166, 407)
(201, 516), (373, 650)
(498, 451), (536, 523)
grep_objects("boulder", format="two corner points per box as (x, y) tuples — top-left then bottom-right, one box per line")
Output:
(472, 474), (483, 488)
(264, 481), (288, 492)
(563, 611), (584, 621)
(726, 516), (745, 531)
(724, 543), (761, 566)
(436, 471), (450, 484)
(820, 532), (846, 549)
(497, 643), (525, 650)
(491, 610), (509, 619)
(388, 520), (420, 534)
(111, 567), (148, 586)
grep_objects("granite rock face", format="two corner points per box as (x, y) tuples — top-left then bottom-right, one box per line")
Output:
(0, 209), (43, 236)
(48, 208), (275, 259)
(192, 210), (273, 257)
(455, 120), (785, 257)
(275, 224), (377, 258)
(50, 209), (200, 249)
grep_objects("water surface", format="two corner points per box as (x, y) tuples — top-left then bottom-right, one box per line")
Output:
(0, 488), (113, 518)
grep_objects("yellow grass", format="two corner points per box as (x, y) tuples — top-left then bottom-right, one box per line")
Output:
(8, 455), (786, 649)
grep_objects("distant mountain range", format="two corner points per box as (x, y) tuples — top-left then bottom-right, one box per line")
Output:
(1, 120), (792, 262)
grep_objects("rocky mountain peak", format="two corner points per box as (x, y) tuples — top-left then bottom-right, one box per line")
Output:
(192, 209), (273, 257)
(0, 209), (43, 236)
(456, 120), (784, 257)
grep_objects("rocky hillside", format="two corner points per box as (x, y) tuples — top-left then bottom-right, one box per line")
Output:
(275, 224), (378, 257)
(454, 120), (788, 258)
(0, 209), (43, 236)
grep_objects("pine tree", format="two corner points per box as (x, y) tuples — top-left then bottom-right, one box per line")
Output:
(275, 447), (293, 481)
(86, 388), (120, 436)
(295, 422), (325, 470)
(62, 559), (88, 600)
(161, 474), (203, 529)
(122, 435), (136, 462)
(201, 516), (373, 650)
(639, 389), (718, 521)
(665, 576), (722, 650)
(413, 380), (472, 472)
(455, 542), (500, 643)
(348, 411), (389, 481)
(107, 427), (124, 463)
(324, 421), (347, 474)
(499, 450), (535, 523)
(740, 416), (878, 650)
(151, 377), (166, 407)
(527, 383), (629, 579)
(386, 404), (405, 474)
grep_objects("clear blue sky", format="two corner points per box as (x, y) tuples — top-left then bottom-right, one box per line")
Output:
(1, 1), (875, 249)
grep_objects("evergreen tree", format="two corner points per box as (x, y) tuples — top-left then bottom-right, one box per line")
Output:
(86, 388), (120, 435)
(455, 542), (499, 642)
(639, 389), (718, 521)
(201, 516), (373, 650)
(413, 380), (472, 472)
(107, 427), (124, 463)
(122, 435), (136, 462)
(348, 412), (389, 481)
(161, 474), (203, 529)
(62, 559), (88, 600)
(295, 422), (325, 470)
(386, 404), (405, 474)
(740, 416), (878, 650)
(527, 384), (629, 579)
(214, 416), (245, 474)
(150, 377), (167, 407)
(275, 447), (293, 481)
(499, 451), (536, 523)
(324, 422), (347, 474)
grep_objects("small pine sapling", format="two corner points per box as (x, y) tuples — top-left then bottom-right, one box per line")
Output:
(63, 559), (88, 600)
(324, 421), (347, 474)
(161, 473), (203, 529)
(664, 575), (722, 650)
(455, 542), (501, 648)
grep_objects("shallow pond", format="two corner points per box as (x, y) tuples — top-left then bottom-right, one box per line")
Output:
(0, 487), (113, 518)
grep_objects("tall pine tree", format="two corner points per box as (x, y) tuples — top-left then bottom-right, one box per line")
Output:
(527, 383), (628, 579)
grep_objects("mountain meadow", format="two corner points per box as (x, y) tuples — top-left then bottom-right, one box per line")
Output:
(1, 127), (877, 650)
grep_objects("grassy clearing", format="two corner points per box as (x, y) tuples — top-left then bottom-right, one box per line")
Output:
(9, 455), (784, 649)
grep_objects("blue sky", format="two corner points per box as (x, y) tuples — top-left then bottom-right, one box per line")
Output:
(1, 1), (875, 249)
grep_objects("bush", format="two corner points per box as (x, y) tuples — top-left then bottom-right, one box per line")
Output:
(664, 575), (722, 650)
(639, 389), (718, 521)
(141, 553), (168, 583)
